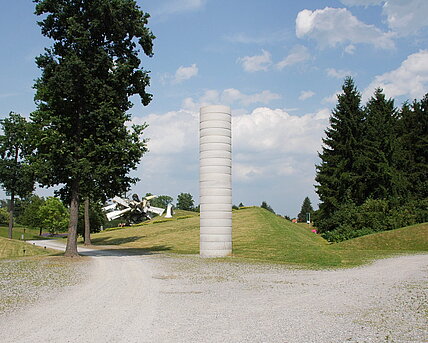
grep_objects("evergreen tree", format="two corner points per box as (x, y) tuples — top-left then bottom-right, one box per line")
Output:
(360, 88), (403, 200)
(315, 77), (365, 230)
(261, 201), (275, 214)
(0, 113), (35, 239)
(297, 197), (313, 222)
(398, 94), (428, 200)
(32, 0), (154, 256)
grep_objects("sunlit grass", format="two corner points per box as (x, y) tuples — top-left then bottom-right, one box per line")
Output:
(0, 236), (53, 259)
(89, 207), (428, 268)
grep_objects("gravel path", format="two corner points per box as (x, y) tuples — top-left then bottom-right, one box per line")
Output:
(0, 241), (426, 343)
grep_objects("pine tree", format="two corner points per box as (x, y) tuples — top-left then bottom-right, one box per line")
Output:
(398, 94), (428, 200)
(315, 77), (365, 230)
(359, 88), (403, 200)
(297, 197), (313, 222)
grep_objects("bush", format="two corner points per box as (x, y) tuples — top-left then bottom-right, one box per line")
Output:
(317, 198), (427, 242)
(0, 208), (10, 225)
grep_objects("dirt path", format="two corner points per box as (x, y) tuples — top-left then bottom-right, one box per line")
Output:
(1, 241), (427, 343)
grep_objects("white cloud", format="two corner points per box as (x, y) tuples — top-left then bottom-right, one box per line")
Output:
(341, 0), (428, 36)
(299, 90), (315, 100)
(323, 91), (341, 104)
(276, 45), (310, 70)
(173, 64), (198, 84)
(295, 7), (395, 50)
(344, 44), (356, 54)
(184, 88), (281, 108)
(363, 50), (428, 100)
(326, 68), (354, 79)
(237, 50), (272, 72)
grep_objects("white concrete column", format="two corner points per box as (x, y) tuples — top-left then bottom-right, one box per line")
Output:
(200, 105), (232, 257)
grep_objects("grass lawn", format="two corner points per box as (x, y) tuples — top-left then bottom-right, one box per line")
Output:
(89, 207), (428, 268)
(0, 225), (42, 241)
(0, 236), (54, 259)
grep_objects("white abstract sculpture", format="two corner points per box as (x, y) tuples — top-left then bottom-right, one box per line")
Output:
(200, 105), (232, 257)
(165, 203), (173, 218)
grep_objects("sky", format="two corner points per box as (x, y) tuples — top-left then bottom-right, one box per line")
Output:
(0, 0), (428, 217)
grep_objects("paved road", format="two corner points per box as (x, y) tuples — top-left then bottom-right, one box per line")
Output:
(1, 241), (427, 342)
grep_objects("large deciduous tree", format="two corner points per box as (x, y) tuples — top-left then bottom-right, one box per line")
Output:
(0, 112), (35, 239)
(176, 193), (195, 211)
(32, 0), (154, 256)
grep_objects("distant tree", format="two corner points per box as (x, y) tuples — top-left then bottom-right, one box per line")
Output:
(77, 200), (106, 241)
(238, 202), (244, 207)
(261, 201), (275, 214)
(31, 0), (154, 256)
(150, 195), (173, 209)
(38, 197), (69, 235)
(0, 208), (10, 225)
(232, 204), (239, 210)
(297, 197), (314, 222)
(176, 193), (195, 211)
(17, 195), (45, 234)
(0, 112), (35, 239)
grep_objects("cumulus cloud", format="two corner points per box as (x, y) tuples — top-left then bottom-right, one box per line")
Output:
(237, 49), (272, 72)
(323, 91), (341, 104)
(276, 45), (311, 70)
(183, 88), (281, 109)
(295, 7), (395, 50)
(172, 64), (198, 84)
(363, 50), (428, 100)
(341, 0), (428, 36)
(326, 68), (355, 79)
(299, 90), (315, 100)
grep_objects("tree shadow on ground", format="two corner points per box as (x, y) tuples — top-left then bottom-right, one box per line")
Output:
(90, 236), (143, 245)
(79, 245), (172, 257)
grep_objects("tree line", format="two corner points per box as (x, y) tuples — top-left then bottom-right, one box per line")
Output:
(314, 77), (427, 242)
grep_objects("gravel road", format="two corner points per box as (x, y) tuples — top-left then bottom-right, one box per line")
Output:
(0, 240), (426, 343)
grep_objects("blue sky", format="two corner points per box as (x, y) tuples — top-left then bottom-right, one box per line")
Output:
(1, 0), (427, 217)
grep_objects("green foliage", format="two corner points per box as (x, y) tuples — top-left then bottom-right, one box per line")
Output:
(176, 193), (195, 211)
(31, 0), (155, 254)
(0, 208), (10, 225)
(297, 197), (314, 222)
(77, 201), (107, 236)
(316, 77), (365, 220)
(38, 197), (69, 234)
(16, 195), (45, 230)
(150, 195), (173, 209)
(260, 201), (275, 214)
(315, 77), (428, 242)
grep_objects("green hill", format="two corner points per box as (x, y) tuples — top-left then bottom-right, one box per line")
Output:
(90, 207), (428, 268)
(0, 236), (53, 259)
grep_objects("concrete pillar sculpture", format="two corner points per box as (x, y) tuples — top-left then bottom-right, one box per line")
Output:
(199, 105), (232, 257)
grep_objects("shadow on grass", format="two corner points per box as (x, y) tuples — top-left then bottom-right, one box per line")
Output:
(79, 245), (172, 257)
(90, 236), (144, 245)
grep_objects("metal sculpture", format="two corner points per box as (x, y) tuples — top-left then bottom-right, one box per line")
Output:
(103, 194), (166, 224)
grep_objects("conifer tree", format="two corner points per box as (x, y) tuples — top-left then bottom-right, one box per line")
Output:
(398, 94), (428, 200)
(360, 88), (403, 200)
(297, 197), (313, 222)
(315, 77), (365, 229)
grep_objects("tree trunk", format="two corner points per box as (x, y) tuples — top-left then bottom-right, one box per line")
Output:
(65, 181), (80, 257)
(84, 198), (91, 246)
(8, 191), (14, 239)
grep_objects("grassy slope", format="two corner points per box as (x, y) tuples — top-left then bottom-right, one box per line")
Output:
(0, 236), (53, 259)
(90, 207), (428, 268)
(0, 225), (42, 240)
